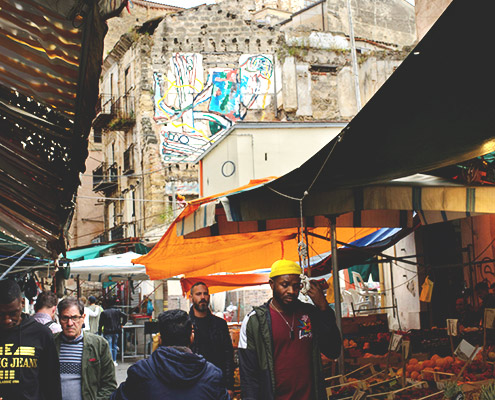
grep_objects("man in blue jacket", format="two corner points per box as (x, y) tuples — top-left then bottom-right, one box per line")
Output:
(111, 309), (230, 400)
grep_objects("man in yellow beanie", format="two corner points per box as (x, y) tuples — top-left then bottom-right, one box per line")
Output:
(238, 259), (341, 400)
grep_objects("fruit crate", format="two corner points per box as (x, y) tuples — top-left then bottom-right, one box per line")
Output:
(387, 381), (444, 400)
(367, 377), (402, 395)
(326, 380), (366, 400)
(461, 378), (495, 395)
(344, 363), (377, 382)
(325, 374), (346, 387)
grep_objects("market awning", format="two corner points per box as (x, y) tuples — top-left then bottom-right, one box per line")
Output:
(133, 179), (378, 280)
(65, 243), (119, 262)
(225, 0), (495, 220)
(0, 0), (127, 258)
(180, 274), (270, 295)
(309, 224), (419, 277)
(68, 252), (148, 282)
(225, 175), (495, 224)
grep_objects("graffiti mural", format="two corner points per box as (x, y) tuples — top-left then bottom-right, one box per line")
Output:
(154, 53), (274, 163)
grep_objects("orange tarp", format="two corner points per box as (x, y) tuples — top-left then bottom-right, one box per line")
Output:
(133, 179), (378, 280)
(180, 274), (270, 295)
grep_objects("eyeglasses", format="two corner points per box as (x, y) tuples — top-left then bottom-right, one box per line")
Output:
(60, 315), (83, 323)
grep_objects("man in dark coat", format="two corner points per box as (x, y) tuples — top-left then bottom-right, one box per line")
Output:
(189, 281), (235, 397)
(0, 279), (62, 400)
(111, 309), (229, 400)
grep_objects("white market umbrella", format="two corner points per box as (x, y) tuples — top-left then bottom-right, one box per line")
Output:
(68, 252), (149, 282)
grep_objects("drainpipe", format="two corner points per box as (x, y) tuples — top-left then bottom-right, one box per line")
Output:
(347, 0), (362, 112)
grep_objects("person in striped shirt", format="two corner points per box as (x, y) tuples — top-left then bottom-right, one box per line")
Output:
(54, 297), (117, 400)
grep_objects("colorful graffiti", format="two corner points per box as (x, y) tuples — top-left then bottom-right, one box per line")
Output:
(154, 53), (274, 163)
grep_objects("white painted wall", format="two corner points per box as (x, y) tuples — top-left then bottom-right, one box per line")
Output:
(201, 124), (345, 196)
(382, 233), (421, 331)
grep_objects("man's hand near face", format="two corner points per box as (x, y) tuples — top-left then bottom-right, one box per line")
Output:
(306, 280), (328, 311)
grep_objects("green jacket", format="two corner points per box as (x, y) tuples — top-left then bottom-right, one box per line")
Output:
(54, 331), (117, 400)
(238, 299), (342, 400)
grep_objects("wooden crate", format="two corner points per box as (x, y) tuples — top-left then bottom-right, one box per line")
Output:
(461, 378), (495, 394)
(326, 380), (365, 400)
(386, 381), (442, 400)
(367, 377), (402, 395)
(344, 363), (377, 382)
(325, 374), (345, 387)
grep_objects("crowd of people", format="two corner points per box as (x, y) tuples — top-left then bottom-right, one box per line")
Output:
(0, 259), (342, 400)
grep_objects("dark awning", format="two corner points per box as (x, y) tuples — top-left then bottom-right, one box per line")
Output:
(227, 0), (495, 222)
(0, 0), (127, 258)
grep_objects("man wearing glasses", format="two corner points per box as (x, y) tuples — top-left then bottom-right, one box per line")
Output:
(54, 297), (117, 400)
(0, 279), (62, 400)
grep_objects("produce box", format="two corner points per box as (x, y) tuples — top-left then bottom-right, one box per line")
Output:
(325, 374), (345, 387)
(367, 377), (402, 395)
(342, 314), (388, 336)
(326, 380), (366, 400)
(344, 363), (377, 382)
(388, 381), (444, 400)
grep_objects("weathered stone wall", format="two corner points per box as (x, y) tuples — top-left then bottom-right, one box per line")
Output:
(104, 0), (181, 56)
(91, 0), (412, 240)
(325, 0), (416, 46)
(415, 0), (452, 41)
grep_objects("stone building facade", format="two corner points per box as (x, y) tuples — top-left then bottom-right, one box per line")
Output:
(82, 0), (416, 245)
(69, 1), (181, 247)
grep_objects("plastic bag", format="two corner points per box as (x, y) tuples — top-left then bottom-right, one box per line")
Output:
(420, 276), (434, 302)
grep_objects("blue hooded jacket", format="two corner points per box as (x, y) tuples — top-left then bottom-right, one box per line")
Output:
(111, 346), (230, 400)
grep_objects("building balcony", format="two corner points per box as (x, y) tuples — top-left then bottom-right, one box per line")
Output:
(92, 162), (118, 194)
(93, 94), (136, 130)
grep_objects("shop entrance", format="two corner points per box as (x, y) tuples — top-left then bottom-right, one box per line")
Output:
(418, 221), (464, 328)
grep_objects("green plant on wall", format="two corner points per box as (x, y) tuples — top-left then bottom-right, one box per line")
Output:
(107, 116), (136, 131)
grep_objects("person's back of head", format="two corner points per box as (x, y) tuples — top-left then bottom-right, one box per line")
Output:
(34, 291), (58, 312)
(158, 309), (193, 347)
(0, 279), (22, 305)
(88, 295), (97, 305)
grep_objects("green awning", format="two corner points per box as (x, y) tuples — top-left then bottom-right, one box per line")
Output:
(66, 244), (118, 261)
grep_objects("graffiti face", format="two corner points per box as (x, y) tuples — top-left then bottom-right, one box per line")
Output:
(153, 53), (274, 163)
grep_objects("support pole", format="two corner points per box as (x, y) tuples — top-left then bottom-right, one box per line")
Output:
(330, 216), (344, 374)
(0, 247), (33, 280)
(347, 0), (362, 112)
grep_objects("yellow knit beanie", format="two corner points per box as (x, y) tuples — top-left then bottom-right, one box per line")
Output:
(269, 259), (302, 278)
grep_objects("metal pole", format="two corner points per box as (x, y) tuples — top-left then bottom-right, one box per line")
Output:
(330, 217), (344, 374)
(346, 0), (362, 112)
(171, 180), (177, 218)
(0, 246), (33, 280)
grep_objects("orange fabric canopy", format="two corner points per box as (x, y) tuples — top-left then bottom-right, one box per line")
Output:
(133, 179), (378, 280)
(180, 274), (270, 295)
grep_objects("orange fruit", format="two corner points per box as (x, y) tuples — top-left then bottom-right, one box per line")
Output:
(409, 358), (419, 365)
(423, 360), (434, 368)
(444, 356), (454, 364)
(431, 354), (440, 361)
(436, 358), (447, 368)
(410, 371), (420, 380)
(422, 367), (434, 380)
